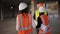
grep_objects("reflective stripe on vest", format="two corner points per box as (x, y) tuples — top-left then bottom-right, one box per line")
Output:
(40, 15), (45, 25)
(40, 15), (49, 26)
(20, 14), (32, 30)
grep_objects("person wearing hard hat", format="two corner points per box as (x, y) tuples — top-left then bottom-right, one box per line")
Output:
(33, 1), (48, 20)
(33, 1), (48, 34)
(16, 3), (32, 34)
(37, 4), (50, 34)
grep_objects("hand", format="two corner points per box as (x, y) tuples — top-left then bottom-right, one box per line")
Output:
(34, 20), (37, 26)
(39, 28), (46, 34)
(39, 31), (46, 34)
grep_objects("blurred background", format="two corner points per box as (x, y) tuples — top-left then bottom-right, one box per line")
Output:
(0, 0), (59, 34)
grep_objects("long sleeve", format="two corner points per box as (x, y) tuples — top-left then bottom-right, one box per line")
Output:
(36, 17), (42, 28)
(32, 18), (37, 28)
(33, 13), (36, 20)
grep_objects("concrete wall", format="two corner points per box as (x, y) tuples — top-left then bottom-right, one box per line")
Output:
(3, 6), (18, 18)
(0, 0), (58, 19)
(0, 0), (31, 19)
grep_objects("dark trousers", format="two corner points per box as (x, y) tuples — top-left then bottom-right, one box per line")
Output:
(36, 28), (39, 34)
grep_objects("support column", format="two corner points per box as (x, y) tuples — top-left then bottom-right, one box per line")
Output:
(31, 0), (37, 34)
(31, 0), (34, 16)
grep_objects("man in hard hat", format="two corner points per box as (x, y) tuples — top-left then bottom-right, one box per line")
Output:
(16, 3), (32, 34)
(33, 1), (48, 34)
(33, 1), (48, 20)
(37, 4), (50, 34)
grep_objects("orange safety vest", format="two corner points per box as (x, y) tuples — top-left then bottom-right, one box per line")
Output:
(17, 14), (32, 34)
(38, 14), (50, 34)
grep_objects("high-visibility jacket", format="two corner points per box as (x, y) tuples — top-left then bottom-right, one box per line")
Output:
(34, 10), (48, 20)
(16, 14), (32, 34)
(38, 14), (50, 34)
(35, 10), (40, 20)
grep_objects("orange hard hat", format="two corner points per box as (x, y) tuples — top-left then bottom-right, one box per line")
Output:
(37, 2), (43, 8)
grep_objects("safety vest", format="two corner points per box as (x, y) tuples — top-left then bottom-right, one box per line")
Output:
(17, 14), (32, 34)
(40, 14), (48, 26)
(35, 10), (40, 20)
(38, 14), (50, 34)
(35, 10), (48, 20)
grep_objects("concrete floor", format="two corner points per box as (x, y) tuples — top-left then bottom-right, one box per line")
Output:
(0, 18), (17, 34)
(0, 17), (60, 34)
(49, 17), (60, 34)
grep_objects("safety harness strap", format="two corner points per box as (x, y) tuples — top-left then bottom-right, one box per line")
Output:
(20, 26), (31, 30)
(28, 14), (32, 27)
(20, 15), (24, 30)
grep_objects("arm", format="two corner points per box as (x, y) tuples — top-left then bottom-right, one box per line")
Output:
(32, 13), (38, 28)
(16, 15), (19, 31)
(46, 25), (50, 32)
(36, 17), (42, 28)
(33, 13), (36, 20)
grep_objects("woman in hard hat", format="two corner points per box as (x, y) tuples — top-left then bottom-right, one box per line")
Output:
(16, 3), (32, 34)
(37, 5), (50, 34)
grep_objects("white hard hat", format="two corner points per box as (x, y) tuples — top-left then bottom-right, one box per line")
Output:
(19, 3), (28, 10)
(39, 6), (45, 13)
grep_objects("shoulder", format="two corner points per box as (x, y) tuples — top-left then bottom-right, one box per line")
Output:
(17, 14), (21, 17)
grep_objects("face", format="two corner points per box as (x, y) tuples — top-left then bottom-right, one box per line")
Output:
(38, 6), (45, 12)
